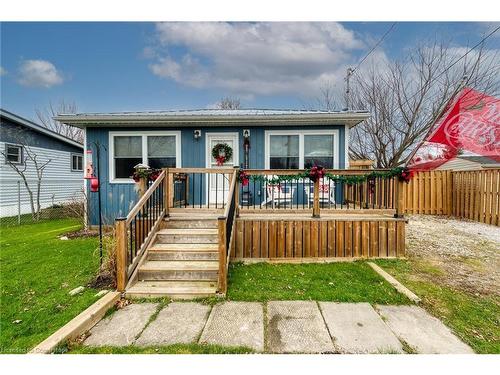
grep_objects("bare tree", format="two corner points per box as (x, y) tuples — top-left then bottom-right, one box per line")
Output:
(1, 128), (51, 220)
(36, 100), (83, 144)
(345, 41), (499, 167)
(216, 96), (241, 110)
(316, 81), (342, 111)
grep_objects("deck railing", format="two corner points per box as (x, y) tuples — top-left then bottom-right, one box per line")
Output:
(115, 170), (166, 291)
(217, 169), (238, 294)
(238, 169), (402, 215)
(164, 168), (235, 211)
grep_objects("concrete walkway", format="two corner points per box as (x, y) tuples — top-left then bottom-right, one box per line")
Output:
(83, 301), (473, 354)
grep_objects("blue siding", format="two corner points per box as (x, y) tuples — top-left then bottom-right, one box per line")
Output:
(87, 125), (346, 225)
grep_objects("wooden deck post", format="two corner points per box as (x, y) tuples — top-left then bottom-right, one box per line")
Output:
(395, 178), (405, 218)
(313, 179), (320, 218)
(115, 218), (127, 292)
(167, 170), (174, 209)
(164, 168), (169, 217)
(217, 217), (227, 294)
(234, 167), (240, 217)
(137, 177), (147, 199)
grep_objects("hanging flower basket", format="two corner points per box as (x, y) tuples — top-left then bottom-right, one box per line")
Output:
(131, 164), (161, 182)
(212, 143), (233, 166)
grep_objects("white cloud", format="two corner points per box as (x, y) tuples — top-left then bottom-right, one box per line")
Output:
(0, 66), (6, 76)
(17, 59), (64, 88)
(147, 22), (366, 97)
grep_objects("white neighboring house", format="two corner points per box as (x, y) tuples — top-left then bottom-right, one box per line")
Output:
(436, 155), (500, 171)
(0, 109), (84, 218)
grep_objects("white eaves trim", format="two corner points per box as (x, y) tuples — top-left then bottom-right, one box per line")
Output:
(55, 109), (370, 129)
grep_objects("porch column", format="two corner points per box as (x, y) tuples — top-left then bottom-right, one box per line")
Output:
(115, 217), (127, 292)
(313, 179), (320, 218)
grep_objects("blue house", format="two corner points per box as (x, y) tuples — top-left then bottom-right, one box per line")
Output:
(57, 109), (411, 298)
(56, 109), (370, 225)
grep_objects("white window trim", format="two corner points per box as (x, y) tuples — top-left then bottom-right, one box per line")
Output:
(264, 129), (340, 170)
(109, 131), (182, 183)
(4, 143), (24, 165)
(71, 153), (83, 172)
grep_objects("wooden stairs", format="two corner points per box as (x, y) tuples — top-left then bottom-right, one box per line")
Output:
(125, 217), (220, 299)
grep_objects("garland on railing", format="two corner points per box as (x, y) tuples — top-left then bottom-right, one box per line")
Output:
(238, 166), (413, 185)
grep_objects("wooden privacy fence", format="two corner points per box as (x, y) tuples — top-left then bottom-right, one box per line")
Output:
(404, 169), (500, 226)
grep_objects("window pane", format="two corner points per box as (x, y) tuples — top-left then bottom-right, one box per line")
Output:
(6, 145), (21, 162)
(77, 156), (83, 170)
(115, 158), (142, 178)
(148, 136), (176, 157)
(304, 135), (333, 156)
(304, 157), (334, 169)
(270, 157), (299, 169)
(270, 135), (299, 157)
(148, 157), (176, 169)
(114, 136), (142, 157)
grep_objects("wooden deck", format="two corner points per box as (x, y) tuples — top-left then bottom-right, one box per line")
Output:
(166, 209), (406, 261)
(115, 168), (407, 298)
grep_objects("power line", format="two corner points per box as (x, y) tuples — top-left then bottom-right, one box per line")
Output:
(345, 22), (397, 109)
(351, 22), (397, 74)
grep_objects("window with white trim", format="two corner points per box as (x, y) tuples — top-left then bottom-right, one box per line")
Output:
(110, 132), (180, 181)
(266, 130), (338, 169)
(304, 135), (334, 169)
(269, 135), (299, 169)
(71, 153), (83, 171)
(5, 144), (23, 164)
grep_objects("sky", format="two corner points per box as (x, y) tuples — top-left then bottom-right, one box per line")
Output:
(0, 22), (498, 122)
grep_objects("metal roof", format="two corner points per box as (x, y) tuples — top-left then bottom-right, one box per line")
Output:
(54, 108), (371, 128)
(0, 108), (83, 149)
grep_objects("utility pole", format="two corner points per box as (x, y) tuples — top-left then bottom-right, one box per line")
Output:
(345, 67), (354, 110)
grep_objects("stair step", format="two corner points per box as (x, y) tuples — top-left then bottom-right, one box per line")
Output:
(138, 260), (218, 281)
(148, 250), (218, 261)
(156, 228), (218, 244)
(158, 229), (218, 235)
(141, 260), (218, 270)
(150, 243), (218, 251)
(125, 280), (217, 299)
(166, 219), (218, 229)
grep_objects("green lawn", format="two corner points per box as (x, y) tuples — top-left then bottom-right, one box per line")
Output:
(65, 343), (254, 354)
(0, 219), (101, 353)
(227, 262), (410, 304)
(375, 259), (500, 354)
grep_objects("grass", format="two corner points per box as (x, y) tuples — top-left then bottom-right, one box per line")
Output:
(375, 259), (500, 354)
(0, 219), (101, 353)
(227, 261), (410, 304)
(65, 343), (254, 354)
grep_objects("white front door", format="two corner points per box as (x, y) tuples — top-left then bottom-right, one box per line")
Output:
(206, 132), (239, 206)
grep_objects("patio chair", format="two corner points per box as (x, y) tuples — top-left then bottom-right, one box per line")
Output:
(305, 179), (336, 208)
(260, 182), (296, 208)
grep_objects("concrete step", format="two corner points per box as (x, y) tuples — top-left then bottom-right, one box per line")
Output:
(138, 260), (218, 281)
(166, 219), (218, 229)
(148, 250), (218, 261)
(125, 280), (217, 299)
(156, 228), (218, 244)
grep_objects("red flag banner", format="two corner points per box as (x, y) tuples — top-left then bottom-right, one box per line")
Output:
(409, 88), (500, 171)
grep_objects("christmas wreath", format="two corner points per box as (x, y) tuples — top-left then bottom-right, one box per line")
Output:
(212, 143), (233, 166)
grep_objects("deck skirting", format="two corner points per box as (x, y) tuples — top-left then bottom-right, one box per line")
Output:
(231, 217), (405, 259)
